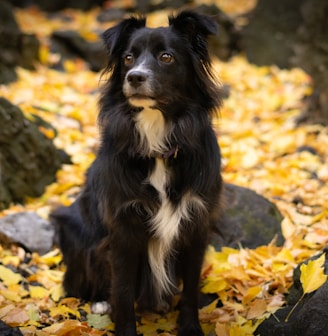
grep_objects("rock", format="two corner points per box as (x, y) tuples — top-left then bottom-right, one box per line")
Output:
(194, 4), (242, 61)
(0, 320), (23, 336)
(210, 183), (284, 250)
(0, 212), (55, 255)
(50, 30), (107, 72)
(240, 0), (328, 123)
(241, 0), (304, 68)
(292, 0), (328, 124)
(0, 98), (63, 210)
(96, 8), (125, 23)
(0, 0), (39, 84)
(255, 248), (328, 336)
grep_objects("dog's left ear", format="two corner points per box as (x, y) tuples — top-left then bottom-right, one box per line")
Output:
(169, 11), (217, 59)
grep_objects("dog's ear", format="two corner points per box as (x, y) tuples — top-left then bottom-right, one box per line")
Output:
(169, 11), (217, 61)
(102, 17), (146, 60)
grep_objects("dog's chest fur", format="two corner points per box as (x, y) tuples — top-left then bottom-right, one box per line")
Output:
(135, 106), (205, 298)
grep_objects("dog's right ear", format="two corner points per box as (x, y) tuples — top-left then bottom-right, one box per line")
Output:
(102, 17), (146, 61)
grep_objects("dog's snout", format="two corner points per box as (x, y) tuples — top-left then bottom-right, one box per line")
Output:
(127, 71), (148, 88)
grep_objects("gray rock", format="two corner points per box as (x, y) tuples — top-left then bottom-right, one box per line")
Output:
(256, 248), (328, 336)
(0, 98), (63, 210)
(240, 0), (328, 123)
(0, 212), (54, 255)
(210, 183), (284, 249)
(241, 0), (304, 69)
(0, 0), (40, 84)
(50, 30), (107, 72)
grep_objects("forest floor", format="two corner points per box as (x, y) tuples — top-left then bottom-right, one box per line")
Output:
(0, 1), (328, 335)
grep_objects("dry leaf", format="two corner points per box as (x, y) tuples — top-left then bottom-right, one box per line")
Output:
(300, 253), (327, 294)
(2, 307), (29, 326)
(0, 265), (23, 286)
(29, 286), (49, 299)
(87, 313), (112, 329)
(246, 299), (267, 319)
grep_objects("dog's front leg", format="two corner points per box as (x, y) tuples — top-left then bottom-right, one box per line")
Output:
(110, 231), (139, 336)
(178, 230), (207, 336)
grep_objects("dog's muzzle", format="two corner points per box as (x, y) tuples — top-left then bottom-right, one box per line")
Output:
(123, 69), (156, 107)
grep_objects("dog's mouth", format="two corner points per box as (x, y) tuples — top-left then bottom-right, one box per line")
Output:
(128, 95), (156, 108)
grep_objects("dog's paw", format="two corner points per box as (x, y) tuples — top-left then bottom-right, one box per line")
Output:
(178, 324), (204, 336)
(91, 301), (111, 314)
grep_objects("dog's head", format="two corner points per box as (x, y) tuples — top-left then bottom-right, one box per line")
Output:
(102, 11), (219, 114)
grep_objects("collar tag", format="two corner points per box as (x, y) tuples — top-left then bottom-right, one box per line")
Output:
(153, 145), (179, 159)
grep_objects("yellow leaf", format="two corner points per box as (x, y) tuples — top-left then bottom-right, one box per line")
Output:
(272, 248), (295, 272)
(80, 31), (100, 42)
(300, 253), (327, 294)
(35, 248), (62, 266)
(202, 278), (228, 294)
(0, 288), (23, 302)
(50, 284), (65, 302)
(0, 265), (23, 286)
(1, 256), (21, 268)
(281, 216), (296, 239)
(50, 304), (81, 319)
(200, 298), (219, 314)
(215, 322), (229, 336)
(29, 286), (49, 299)
(242, 286), (262, 304)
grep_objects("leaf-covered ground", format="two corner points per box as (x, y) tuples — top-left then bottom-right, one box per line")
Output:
(1, 1), (328, 335)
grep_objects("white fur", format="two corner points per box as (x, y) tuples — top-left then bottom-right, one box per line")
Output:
(148, 158), (207, 299)
(134, 106), (167, 156)
(134, 104), (207, 299)
(91, 301), (111, 314)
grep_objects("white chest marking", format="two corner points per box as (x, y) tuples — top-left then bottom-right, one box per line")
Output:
(147, 158), (207, 298)
(134, 106), (167, 156)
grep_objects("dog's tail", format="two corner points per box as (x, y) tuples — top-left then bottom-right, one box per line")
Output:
(50, 202), (85, 252)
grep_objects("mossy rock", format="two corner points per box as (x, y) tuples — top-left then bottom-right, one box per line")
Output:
(210, 183), (284, 250)
(0, 98), (63, 210)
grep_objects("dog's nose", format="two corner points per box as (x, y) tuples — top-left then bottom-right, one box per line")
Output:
(127, 71), (148, 88)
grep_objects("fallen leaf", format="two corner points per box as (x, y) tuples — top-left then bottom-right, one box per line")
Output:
(242, 286), (262, 304)
(0, 265), (23, 286)
(87, 313), (113, 329)
(2, 307), (29, 326)
(300, 253), (327, 294)
(286, 253), (327, 322)
(246, 299), (267, 319)
(29, 286), (49, 299)
(42, 320), (86, 335)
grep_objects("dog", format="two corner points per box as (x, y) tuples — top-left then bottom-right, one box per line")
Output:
(51, 10), (223, 336)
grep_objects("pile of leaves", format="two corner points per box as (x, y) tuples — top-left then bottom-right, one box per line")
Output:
(1, 2), (328, 335)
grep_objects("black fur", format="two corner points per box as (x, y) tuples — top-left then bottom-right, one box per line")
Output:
(51, 11), (222, 336)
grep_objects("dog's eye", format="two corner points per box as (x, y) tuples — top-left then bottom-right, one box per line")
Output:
(124, 54), (134, 66)
(159, 53), (173, 64)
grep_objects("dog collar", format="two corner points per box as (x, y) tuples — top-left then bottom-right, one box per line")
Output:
(153, 145), (179, 159)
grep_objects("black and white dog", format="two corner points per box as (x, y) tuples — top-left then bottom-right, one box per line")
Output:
(51, 10), (222, 336)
